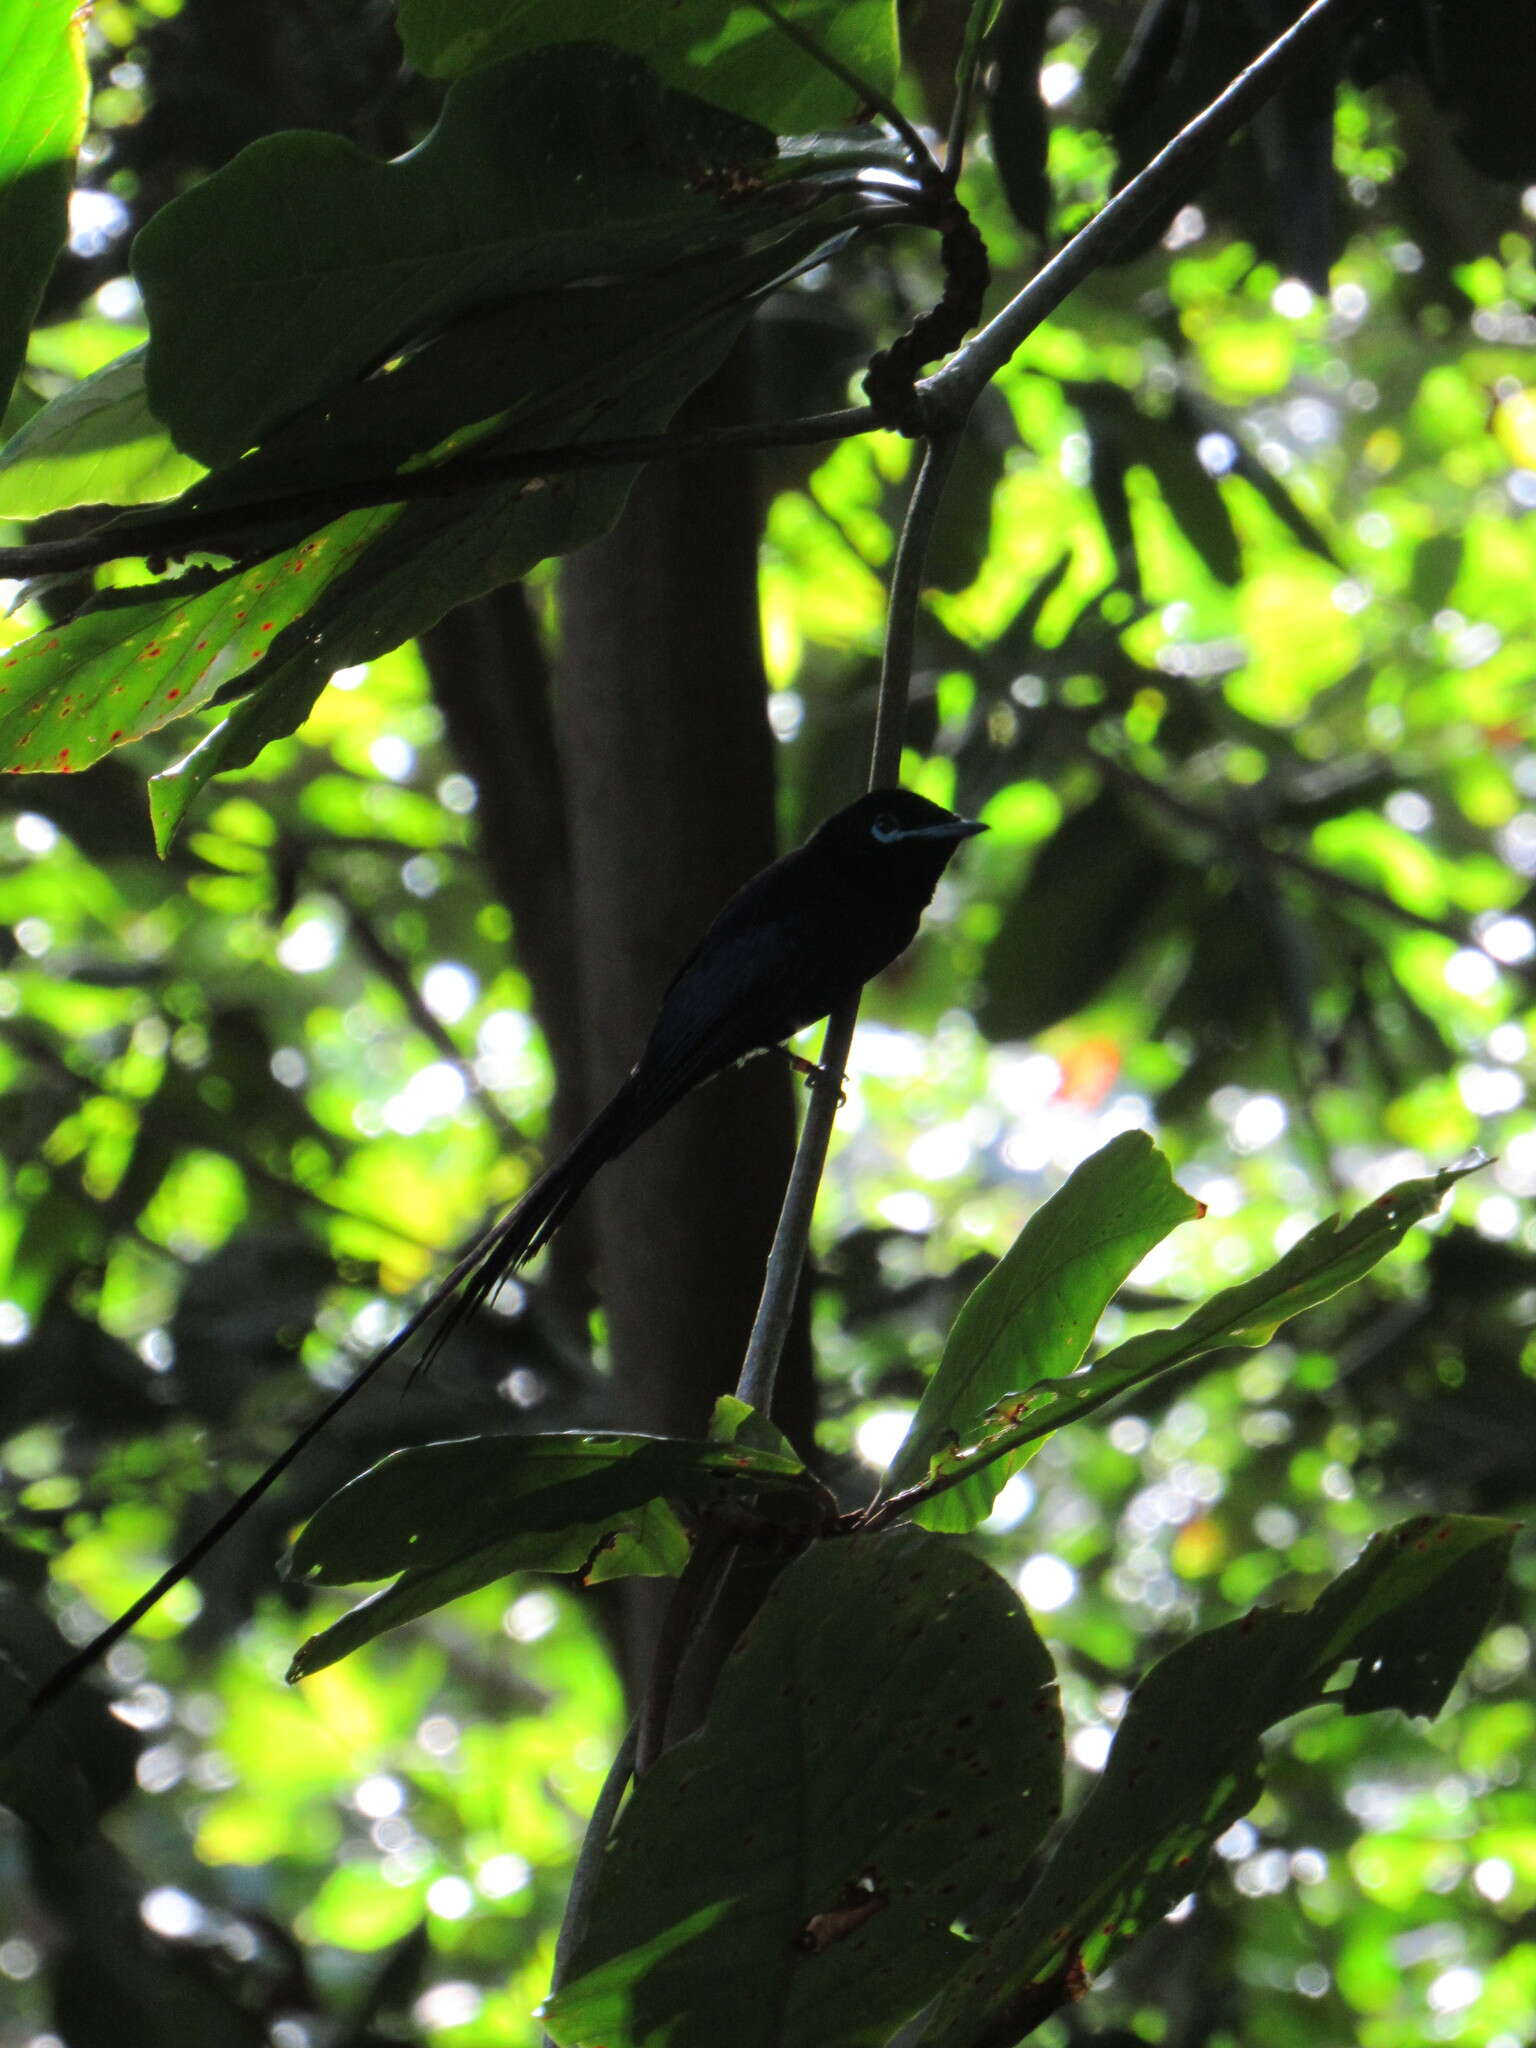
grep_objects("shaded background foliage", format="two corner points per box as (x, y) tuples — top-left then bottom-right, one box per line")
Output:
(0, 1), (1535, 2043)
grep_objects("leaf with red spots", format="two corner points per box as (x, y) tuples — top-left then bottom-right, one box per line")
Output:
(3, 58), (889, 821)
(0, 512), (394, 779)
(3, 251), (770, 816)
(147, 279), (759, 848)
(546, 1529), (1062, 2048)
(919, 1513), (1513, 2044)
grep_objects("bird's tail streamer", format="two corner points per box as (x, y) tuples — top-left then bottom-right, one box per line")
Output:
(18, 1070), (664, 1729)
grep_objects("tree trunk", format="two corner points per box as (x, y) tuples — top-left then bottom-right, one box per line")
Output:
(557, 342), (815, 1698)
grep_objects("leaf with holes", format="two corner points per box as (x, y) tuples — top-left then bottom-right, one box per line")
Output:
(545, 1528), (1063, 2048)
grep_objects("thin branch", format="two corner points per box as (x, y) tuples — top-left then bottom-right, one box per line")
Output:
(1083, 743), (1478, 948)
(870, 435), (964, 781)
(0, 407), (878, 580)
(318, 862), (521, 1144)
(738, 431), (963, 1417)
(920, 0), (1374, 424)
(749, 0), (937, 176)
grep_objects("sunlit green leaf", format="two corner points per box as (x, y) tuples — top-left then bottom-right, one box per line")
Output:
(883, 1132), (1200, 1528)
(0, 0), (87, 410)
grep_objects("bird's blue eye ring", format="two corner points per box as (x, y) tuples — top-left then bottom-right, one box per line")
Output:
(871, 811), (902, 843)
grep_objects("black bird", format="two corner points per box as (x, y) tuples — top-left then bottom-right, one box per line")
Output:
(411, 784), (986, 1373)
(18, 786), (985, 1719)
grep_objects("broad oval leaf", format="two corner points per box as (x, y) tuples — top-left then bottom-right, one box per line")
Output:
(546, 1528), (1063, 2048)
(398, 0), (900, 132)
(135, 45), (800, 467)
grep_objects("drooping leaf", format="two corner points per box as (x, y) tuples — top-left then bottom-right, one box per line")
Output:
(287, 1499), (690, 1682)
(985, 0), (1051, 238)
(1065, 379), (1241, 587)
(545, 1528), (1063, 2048)
(882, 1132), (1200, 1529)
(918, 1513), (1514, 2047)
(0, 0), (87, 411)
(397, 0), (901, 132)
(285, 1429), (810, 1587)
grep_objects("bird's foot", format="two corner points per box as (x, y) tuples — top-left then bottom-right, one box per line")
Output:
(779, 1047), (848, 1106)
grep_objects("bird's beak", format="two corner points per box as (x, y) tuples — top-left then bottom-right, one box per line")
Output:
(950, 816), (987, 839)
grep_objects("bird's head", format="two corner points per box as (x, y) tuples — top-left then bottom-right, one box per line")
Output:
(812, 787), (987, 900)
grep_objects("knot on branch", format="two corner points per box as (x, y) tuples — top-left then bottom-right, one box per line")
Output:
(862, 198), (991, 435)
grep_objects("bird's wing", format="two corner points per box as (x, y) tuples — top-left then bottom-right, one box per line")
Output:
(636, 894), (832, 1108)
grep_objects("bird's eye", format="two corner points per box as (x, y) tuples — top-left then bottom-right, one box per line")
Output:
(870, 812), (902, 843)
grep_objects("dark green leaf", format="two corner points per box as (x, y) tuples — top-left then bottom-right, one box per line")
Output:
(0, 1658), (94, 1846)
(546, 1529), (1063, 2048)
(978, 790), (1179, 1039)
(286, 1429), (809, 1587)
(287, 1500), (690, 1681)
(397, 0), (900, 131)
(986, 0), (1051, 237)
(132, 46), (843, 468)
(918, 1513), (1513, 2046)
